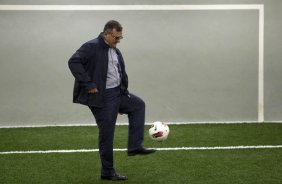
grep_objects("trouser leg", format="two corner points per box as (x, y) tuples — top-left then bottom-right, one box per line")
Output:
(89, 88), (120, 176)
(119, 93), (145, 152)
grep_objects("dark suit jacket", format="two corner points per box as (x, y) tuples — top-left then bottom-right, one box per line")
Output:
(68, 33), (129, 107)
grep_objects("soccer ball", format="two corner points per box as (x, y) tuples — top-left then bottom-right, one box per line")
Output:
(148, 121), (170, 141)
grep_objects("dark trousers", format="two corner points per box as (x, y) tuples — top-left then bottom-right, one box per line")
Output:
(89, 86), (145, 176)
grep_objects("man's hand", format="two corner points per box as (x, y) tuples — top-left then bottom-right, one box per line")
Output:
(88, 88), (99, 94)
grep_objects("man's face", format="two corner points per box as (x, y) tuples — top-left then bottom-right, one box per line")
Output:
(103, 29), (123, 48)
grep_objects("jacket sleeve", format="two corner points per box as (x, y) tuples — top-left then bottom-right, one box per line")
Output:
(68, 43), (97, 90)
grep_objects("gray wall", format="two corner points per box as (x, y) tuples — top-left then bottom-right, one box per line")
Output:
(0, 0), (281, 126)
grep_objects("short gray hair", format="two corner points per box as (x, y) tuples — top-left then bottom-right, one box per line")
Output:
(103, 20), (123, 33)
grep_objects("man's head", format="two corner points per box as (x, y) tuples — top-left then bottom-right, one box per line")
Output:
(103, 20), (123, 48)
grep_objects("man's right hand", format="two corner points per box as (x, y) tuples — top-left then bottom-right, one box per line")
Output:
(88, 88), (99, 94)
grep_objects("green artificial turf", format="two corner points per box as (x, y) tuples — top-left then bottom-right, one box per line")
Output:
(0, 123), (282, 184)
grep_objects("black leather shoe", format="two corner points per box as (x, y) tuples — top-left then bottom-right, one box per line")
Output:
(101, 173), (128, 181)
(128, 147), (156, 156)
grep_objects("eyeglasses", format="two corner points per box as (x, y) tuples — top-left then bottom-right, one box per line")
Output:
(110, 34), (123, 41)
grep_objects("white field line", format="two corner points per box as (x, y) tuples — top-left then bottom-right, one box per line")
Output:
(1, 121), (282, 129)
(0, 4), (263, 11)
(1, 145), (281, 155)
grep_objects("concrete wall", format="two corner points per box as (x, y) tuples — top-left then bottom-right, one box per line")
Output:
(0, 0), (281, 126)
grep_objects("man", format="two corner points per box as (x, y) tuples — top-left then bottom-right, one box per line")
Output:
(68, 20), (155, 181)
